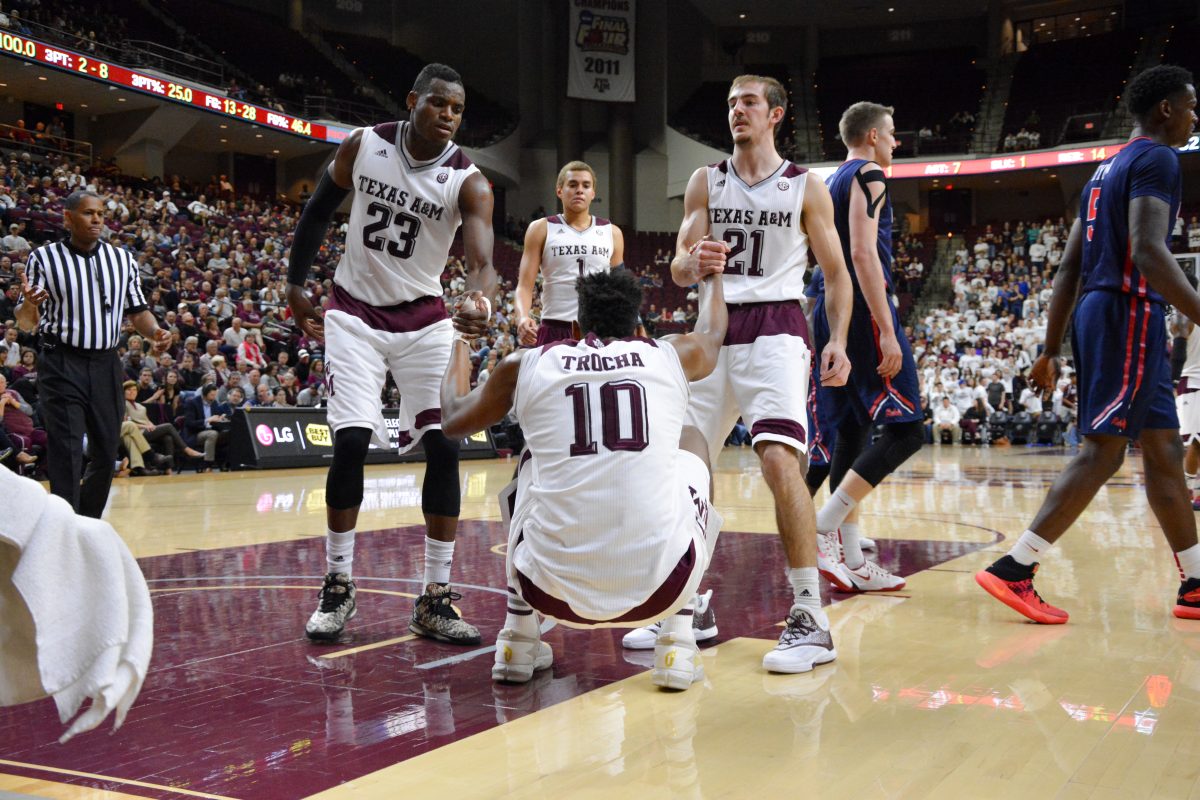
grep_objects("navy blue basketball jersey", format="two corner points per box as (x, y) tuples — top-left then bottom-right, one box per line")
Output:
(805, 266), (824, 298)
(827, 158), (894, 293)
(1079, 136), (1181, 303)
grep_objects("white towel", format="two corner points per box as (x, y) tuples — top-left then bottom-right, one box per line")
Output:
(0, 468), (154, 743)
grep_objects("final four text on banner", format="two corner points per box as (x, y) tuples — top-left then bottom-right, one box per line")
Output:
(567, 0), (636, 102)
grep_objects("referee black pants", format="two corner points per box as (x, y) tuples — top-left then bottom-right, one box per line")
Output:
(37, 344), (124, 518)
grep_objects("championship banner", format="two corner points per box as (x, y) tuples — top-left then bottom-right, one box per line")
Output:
(228, 407), (496, 470)
(567, 0), (636, 103)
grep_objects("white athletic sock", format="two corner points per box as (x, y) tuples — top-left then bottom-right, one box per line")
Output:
(1176, 544), (1200, 580)
(423, 536), (455, 585)
(1188, 472), (1199, 492)
(660, 598), (696, 640)
(504, 590), (541, 639)
(326, 528), (356, 577)
(841, 523), (865, 569)
(1008, 529), (1053, 566)
(816, 487), (858, 534)
(787, 566), (822, 612)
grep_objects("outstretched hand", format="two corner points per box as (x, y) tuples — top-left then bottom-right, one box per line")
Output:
(15, 264), (47, 308)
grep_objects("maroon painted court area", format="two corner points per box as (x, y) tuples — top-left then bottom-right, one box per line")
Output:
(0, 522), (999, 799)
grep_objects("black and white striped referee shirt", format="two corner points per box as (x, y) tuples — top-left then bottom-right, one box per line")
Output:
(23, 239), (148, 351)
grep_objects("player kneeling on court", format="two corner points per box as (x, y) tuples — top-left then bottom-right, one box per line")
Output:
(441, 269), (727, 690)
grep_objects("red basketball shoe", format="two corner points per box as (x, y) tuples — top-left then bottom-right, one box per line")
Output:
(1174, 577), (1200, 620)
(975, 556), (1068, 624)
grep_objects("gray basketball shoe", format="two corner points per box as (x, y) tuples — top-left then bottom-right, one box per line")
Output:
(305, 573), (357, 641)
(762, 606), (838, 673)
(410, 583), (482, 645)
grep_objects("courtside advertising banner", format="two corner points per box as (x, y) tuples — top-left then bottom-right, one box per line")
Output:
(567, 0), (636, 102)
(228, 407), (496, 469)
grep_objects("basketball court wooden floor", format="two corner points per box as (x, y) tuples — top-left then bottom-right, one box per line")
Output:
(2, 444), (1199, 800)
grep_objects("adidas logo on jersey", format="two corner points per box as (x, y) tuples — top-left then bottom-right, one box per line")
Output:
(373, 148), (388, 157)
(715, 179), (726, 187)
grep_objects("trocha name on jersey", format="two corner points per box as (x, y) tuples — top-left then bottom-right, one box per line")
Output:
(560, 351), (646, 372)
(356, 175), (446, 222)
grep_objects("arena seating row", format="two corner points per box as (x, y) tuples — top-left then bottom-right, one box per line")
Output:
(156, 0), (366, 108)
(814, 47), (985, 160)
(999, 29), (1140, 151)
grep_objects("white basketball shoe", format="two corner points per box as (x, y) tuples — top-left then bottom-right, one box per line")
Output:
(652, 630), (704, 690)
(622, 590), (718, 649)
(492, 627), (553, 684)
(860, 535), (877, 550)
(816, 532), (855, 591)
(844, 559), (906, 592)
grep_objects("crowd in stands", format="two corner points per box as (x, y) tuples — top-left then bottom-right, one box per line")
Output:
(914, 216), (1076, 446)
(0, 144), (546, 475)
(1, 0), (130, 57)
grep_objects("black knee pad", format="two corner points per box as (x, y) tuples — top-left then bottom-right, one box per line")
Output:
(805, 461), (831, 496)
(829, 420), (870, 491)
(854, 420), (924, 486)
(326, 427), (372, 510)
(421, 430), (461, 517)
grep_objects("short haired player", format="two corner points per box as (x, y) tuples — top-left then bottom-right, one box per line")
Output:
(513, 161), (625, 346)
(976, 65), (1200, 623)
(803, 266), (876, 550)
(624, 74), (855, 674)
(810, 102), (924, 592)
(286, 63), (498, 645)
(441, 269), (727, 690)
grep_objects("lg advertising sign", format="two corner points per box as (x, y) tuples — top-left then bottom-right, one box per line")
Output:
(228, 408), (495, 469)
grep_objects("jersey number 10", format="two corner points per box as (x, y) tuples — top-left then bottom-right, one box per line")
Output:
(362, 201), (423, 259)
(565, 380), (649, 456)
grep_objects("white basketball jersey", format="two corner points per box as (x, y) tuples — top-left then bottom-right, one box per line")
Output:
(511, 336), (692, 619)
(336, 121), (479, 306)
(1182, 322), (1200, 382)
(540, 215), (614, 322)
(706, 159), (810, 304)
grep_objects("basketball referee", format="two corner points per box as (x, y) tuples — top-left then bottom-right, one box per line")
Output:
(15, 190), (170, 517)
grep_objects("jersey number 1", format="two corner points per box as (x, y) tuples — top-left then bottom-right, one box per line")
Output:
(565, 380), (649, 456)
(362, 201), (422, 259)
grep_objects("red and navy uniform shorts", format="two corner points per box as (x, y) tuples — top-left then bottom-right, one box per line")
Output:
(834, 293), (924, 428)
(1073, 290), (1176, 438)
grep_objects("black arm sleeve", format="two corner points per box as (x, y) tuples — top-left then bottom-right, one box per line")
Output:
(1172, 336), (1188, 382)
(287, 170), (351, 287)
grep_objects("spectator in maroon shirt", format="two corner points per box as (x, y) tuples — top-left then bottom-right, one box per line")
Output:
(0, 372), (43, 460)
(10, 348), (36, 382)
(238, 297), (262, 329)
